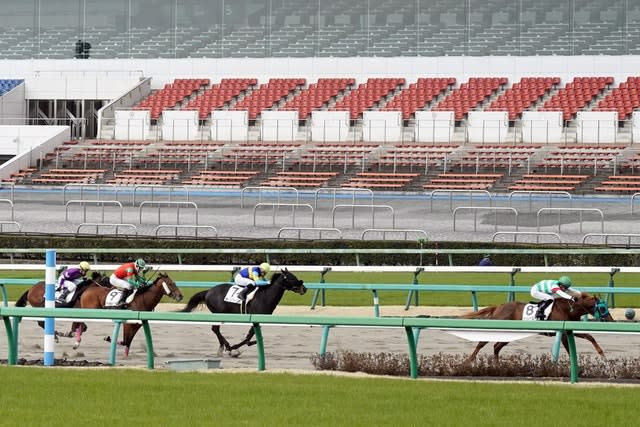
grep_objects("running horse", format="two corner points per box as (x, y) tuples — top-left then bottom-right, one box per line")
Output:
(14, 271), (104, 347)
(78, 272), (183, 356)
(179, 268), (306, 356)
(461, 292), (613, 363)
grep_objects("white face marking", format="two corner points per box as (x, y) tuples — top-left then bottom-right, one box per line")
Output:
(162, 281), (171, 295)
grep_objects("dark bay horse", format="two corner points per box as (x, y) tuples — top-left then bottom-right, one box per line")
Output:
(461, 292), (613, 363)
(79, 272), (183, 356)
(14, 271), (103, 346)
(179, 269), (306, 356)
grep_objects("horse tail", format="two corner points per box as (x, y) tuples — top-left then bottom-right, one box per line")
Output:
(461, 305), (498, 319)
(15, 290), (29, 307)
(178, 290), (208, 312)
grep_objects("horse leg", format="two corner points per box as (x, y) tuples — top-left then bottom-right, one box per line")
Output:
(564, 332), (605, 357)
(228, 326), (256, 356)
(464, 341), (489, 364)
(121, 324), (142, 357)
(72, 322), (87, 350)
(211, 325), (232, 356)
(36, 320), (60, 343)
(493, 342), (509, 362)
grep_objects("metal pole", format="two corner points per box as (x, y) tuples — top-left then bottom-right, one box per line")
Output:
(44, 249), (56, 366)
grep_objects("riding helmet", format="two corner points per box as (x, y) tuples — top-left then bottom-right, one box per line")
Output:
(135, 258), (146, 270)
(79, 261), (91, 271)
(558, 276), (572, 287)
(260, 262), (271, 274)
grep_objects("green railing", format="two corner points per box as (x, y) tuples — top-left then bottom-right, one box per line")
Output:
(3, 306), (639, 383)
(3, 279), (638, 313)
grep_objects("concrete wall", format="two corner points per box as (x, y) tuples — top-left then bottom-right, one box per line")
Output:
(0, 126), (68, 180)
(0, 83), (26, 122)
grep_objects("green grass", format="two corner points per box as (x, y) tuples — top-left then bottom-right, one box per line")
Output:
(3, 270), (640, 307)
(0, 366), (637, 426)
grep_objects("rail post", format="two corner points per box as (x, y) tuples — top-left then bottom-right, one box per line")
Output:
(608, 267), (620, 308)
(254, 323), (266, 371)
(509, 267), (521, 303)
(310, 268), (331, 309)
(44, 249), (56, 366)
(404, 267), (424, 310)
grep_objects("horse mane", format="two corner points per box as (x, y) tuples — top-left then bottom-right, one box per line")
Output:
(270, 272), (282, 282)
(461, 305), (498, 319)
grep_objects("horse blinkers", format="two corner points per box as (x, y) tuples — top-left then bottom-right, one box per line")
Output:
(592, 299), (610, 321)
(280, 269), (307, 295)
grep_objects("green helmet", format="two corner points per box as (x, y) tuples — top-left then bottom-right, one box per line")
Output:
(135, 258), (146, 270)
(260, 262), (271, 274)
(558, 276), (572, 287)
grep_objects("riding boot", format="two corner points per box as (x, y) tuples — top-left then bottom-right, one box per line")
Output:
(56, 289), (70, 305)
(125, 289), (137, 304)
(238, 284), (256, 302)
(119, 289), (131, 307)
(536, 300), (550, 320)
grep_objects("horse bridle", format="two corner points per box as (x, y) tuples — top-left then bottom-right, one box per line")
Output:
(277, 269), (304, 292)
(579, 297), (610, 321)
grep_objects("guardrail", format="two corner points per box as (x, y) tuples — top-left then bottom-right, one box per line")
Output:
(3, 306), (639, 382)
(3, 278), (637, 313)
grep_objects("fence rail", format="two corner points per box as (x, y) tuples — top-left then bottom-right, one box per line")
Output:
(3, 306), (639, 382)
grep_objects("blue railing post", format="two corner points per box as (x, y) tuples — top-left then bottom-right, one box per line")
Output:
(44, 249), (56, 366)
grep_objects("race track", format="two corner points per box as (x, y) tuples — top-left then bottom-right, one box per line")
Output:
(3, 305), (637, 373)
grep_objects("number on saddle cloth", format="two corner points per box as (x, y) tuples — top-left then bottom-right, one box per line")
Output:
(224, 285), (256, 304)
(105, 289), (125, 307)
(522, 301), (554, 321)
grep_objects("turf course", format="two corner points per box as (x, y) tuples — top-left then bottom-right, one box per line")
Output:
(0, 367), (637, 426)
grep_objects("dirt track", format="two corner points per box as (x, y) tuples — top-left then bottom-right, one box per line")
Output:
(2, 304), (638, 371)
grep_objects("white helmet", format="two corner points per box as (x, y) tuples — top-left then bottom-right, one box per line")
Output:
(79, 261), (91, 271)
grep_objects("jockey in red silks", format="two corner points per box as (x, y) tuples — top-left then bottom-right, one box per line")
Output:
(109, 258), (149, 305)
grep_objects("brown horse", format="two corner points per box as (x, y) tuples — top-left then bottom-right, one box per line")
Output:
(461, 292), (613, 363)
(78, 272), (183, 356)
(14, 271), (103, 346)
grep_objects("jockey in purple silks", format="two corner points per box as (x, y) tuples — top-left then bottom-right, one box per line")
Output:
(56, 261), (91, 304)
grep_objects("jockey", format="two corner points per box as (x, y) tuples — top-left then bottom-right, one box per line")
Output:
(56, 261), (91, 304)
(531, 276), (581, 320)
(109, 258), (149, 305)
(478, 254), (493, 266)
(235, 262), (271, 302)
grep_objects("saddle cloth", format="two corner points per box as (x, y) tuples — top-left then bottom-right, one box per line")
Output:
(224, 285), (257, 304)
(105, 289), (124, 307)
(522, 301), (554, 321)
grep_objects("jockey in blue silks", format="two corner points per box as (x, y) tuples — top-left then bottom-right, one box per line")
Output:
(235, 262), (271, 301)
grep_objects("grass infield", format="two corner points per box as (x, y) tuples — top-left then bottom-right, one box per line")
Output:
(0, 367), (637, 427)
(3, 270), (639, 307)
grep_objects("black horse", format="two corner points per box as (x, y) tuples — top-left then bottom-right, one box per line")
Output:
(180, 269), (306, 355)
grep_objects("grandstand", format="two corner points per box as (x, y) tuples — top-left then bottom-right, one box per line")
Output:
(1, 0), (640, 195)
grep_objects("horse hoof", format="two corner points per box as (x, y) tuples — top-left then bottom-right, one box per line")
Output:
(73, 343), (80, 350)
(229, 350), (242, 358)
(104, 336), (112, 343)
